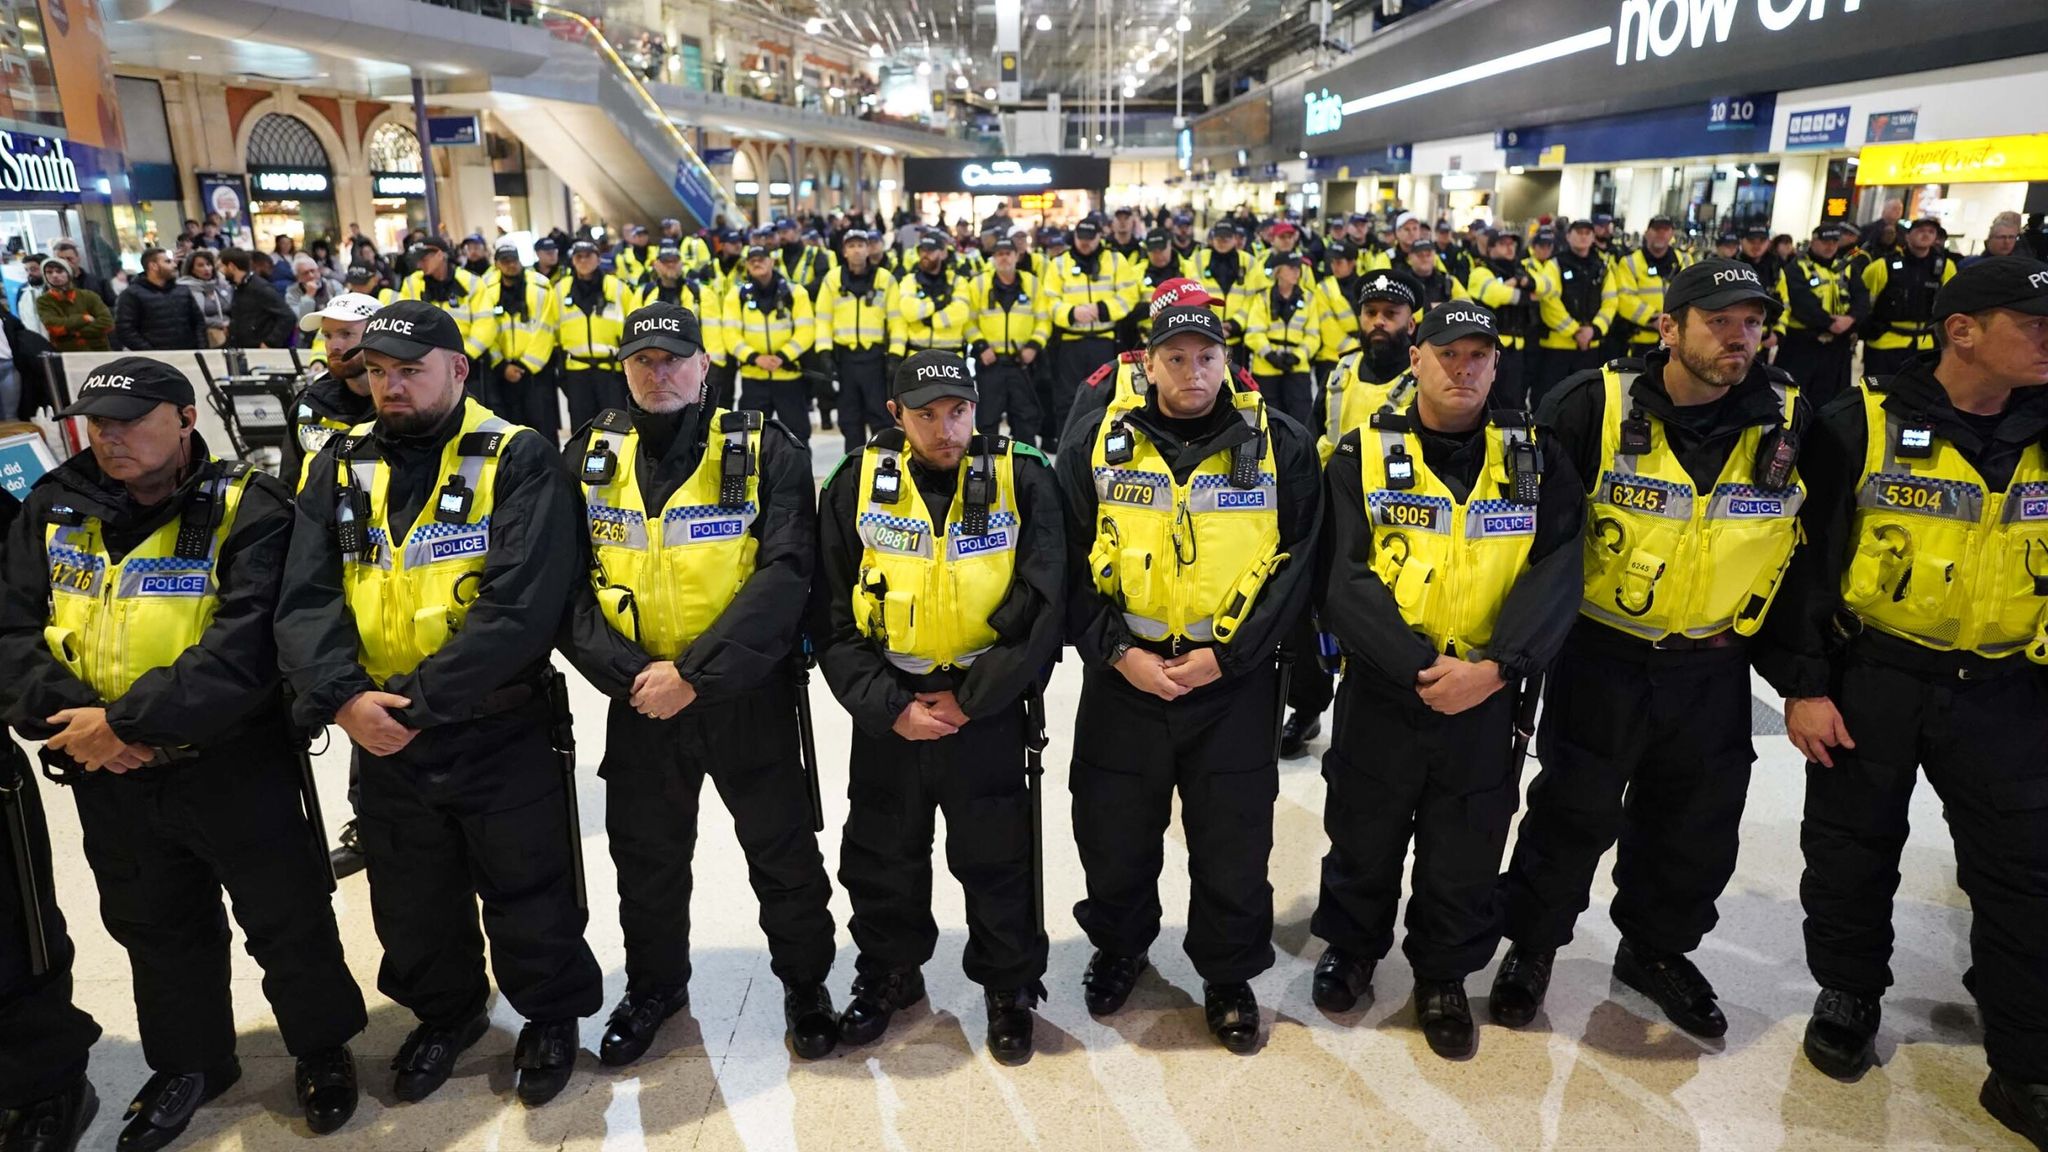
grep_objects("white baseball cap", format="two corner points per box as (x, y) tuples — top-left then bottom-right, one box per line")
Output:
(1394, 211), (1421, 230)
(297, 292), (384, 333)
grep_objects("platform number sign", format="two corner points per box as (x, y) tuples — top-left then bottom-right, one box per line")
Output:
(1707, 96), (1760, 132)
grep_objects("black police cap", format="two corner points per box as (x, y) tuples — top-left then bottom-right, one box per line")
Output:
(57, 356), (196, 420)
(1934, 256), (2048, 321)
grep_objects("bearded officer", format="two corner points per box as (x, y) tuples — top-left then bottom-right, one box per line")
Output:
(1494, 259), (1809, 1041)
(1757, 258), (2048, 1148)
(1310, 303), (1582, 1059)
(559, 303), (839, 1064)
(1280, 269), (1425, 757)
(276, 301), (603, 1107)
(813, 350), (1064, 1064)
(0, 360), (367, 1147)
(0, 488), (102, 1152)
(1058, 303), (1321, 1053)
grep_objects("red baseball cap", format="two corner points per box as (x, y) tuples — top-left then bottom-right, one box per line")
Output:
(1149, 277), (1213, 316)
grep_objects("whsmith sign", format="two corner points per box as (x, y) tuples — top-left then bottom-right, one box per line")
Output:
(1257, 0), (2048, 159)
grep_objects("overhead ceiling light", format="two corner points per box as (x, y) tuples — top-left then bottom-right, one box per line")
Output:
(953, 74), (968, 90)
(804, 17), (823, 33)
(828, 85), (845, 98)
(868, 43), (884, 58)
(1034, 13), (1050, 30)
(983, 86), (996, 99)
(1154, 35), (1168, 51)
(915, 60), (931, 76)
(1175, 15), (1191, 31)
(187, 53), (203, 60)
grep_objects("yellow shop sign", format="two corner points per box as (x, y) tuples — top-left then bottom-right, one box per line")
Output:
(1856, 135), (2048, 186)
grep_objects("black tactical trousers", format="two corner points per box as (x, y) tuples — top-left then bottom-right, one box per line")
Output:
(1501, 626), (1754, 956)
(1052, 335), (1116, 443)
(1773, 332), (1856, 410)
(1285, 603), (1335, 721)
(563, 368), (631, 433)
(1494, 346), (1528, 412)
(1071, 662), (1280, 984)
(356, 708), (603, 1028)
(1802, 636), (2048, 1082)
(839, 699), (1045, 990)
(0, 745), (99, 1107)
(1314, 669), (1520, 981)
(1530, 346), (1606, 409)
(1258, 371), (1313, 430)
(1860, 345), (1923, 379)
(738, 373), (812, 443)
(975, 360), (1042, 446)
(603, 682), (835, 992)
(70, 737), (364, 1072)
(494, 364), (561, 444)
(835, 349), (891, 458)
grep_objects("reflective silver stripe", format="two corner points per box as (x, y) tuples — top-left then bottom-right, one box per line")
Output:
(1325, 356), (1354, 442)
(1581, 601), (1735, 640)
(883, 646), (989, 675)
(1122, 612), (1214, 642)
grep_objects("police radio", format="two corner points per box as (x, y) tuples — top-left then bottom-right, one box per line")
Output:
(1383, 443), (1416, 491)
(1508, 440), (1543, 506)
(871, 455), (904, 504)
(1102, 421), (1135, 466)
(435, 474), (474, 524)
(719, 433), (753, 507)
(580, 439), (618, 485)
(1618, 408), (1653, 456)
(335, 487), (371, 556)
(962, 452), (993, 536)
(1754, 425), (1800, 490)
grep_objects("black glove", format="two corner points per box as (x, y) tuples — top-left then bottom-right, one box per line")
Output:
(1223, 319), (1244, 340)
(1266, 350), (1298, 371)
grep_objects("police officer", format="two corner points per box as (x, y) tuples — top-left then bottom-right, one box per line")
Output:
(723, 242), (817, 441)
(637, 241), (698, 309)
(0, 485), (103, 1152)
(1777, 224), (1868, 409)
(471, 244), (562, 439)
(1126, 229), (1195, 347)
(1308, 241), (1365, 391)
(1737, 225), (1792, 351)
(1106, 206), (1144, 261)
(1242, 249), (1320, 426)
(967, 235), (1046, 445)
(560, 303), (840, 1065)
(1311, 303), (1581, 1059)
(1759, 258), (2048, 1148)
(533, 237), (566, 286)
(1611, 215), (1691, 357)
(397, 238), (482, 362)
(1043, 218), (1139, 437)
(1066, 280), (1222, 447)
(276, 301), (603, 1107)
(1463, 230), (1538, 408)
(777, 219), (833, 297)
(1058, 303), (1321, 1052)
(814, 350), (1064, 1064)
(1495, 260), (1807, 1041)
(613, 224), (654, 287)
(1860, 216), (1958, 377)
(888, 232), (969, 366)
(285, 293), (384, 493)
(1403, 239), (1461, 309)
(553, 239), (639, 430)
(0, 359), (367, 1146)
(1528, 219), (1618, 407)
(816, 229), (896, 456)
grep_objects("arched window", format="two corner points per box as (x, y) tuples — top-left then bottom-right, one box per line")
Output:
(368, 123), (423, 173)
(246, 113), (330, 169)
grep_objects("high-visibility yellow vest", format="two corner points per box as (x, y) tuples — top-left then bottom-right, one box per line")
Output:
(1582, 366), (1804, 640)
(336, 399), (530, 684)
(888, 270), (969, 356)
(967, 269), (1046, 355)
(815, 264), (896, 352)
(1614, 248), (1693, 345)
(1786, 254), (1847, 333)
(614, 245), (653, 287)
(469, 269), (558, 374)
(1309, 276), (1361, 365)
(43, 460), (255, 702)
(1086, 390), (1286, 645)
(399, 268), (483, 355)
(1360, 407), (1540, 654)
(1843, 380), (2048, 661)
(722, 276), (815, 381)
(1044, 249), (1138, 336)
(1322, 360), (1415, 457)
(851, 435), (1022, 673)
(292, 389), (358, 494)
(552, 275), (636, 367)
(1241, 287), (1319, 379)
(580, 408), (762, 660)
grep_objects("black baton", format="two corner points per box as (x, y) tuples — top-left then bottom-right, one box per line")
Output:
(284, 704), (337, 892)
(1508, 672), (1545, 770)
(1023, 683), (1049, 939)
(1272, 645), (1293, 763)
(2, 743), (51, 977)
(795, 637), (824, 834)
(544, 667), (588, 911)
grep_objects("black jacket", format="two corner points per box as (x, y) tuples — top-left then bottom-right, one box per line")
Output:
(0, 434), (297, 752)
(225, 274), (296, 349)
(1056, 382), (1322, 680)
(114, 274), (206, 351)
(278, 370), (373, 493)
(2, 304), (53, 419)
(1320, 418), (1583, 688)
(1753, 355), (2048, 698)
(813, 432), (1065, 737)
(276, 399), (581, 730)
(558, 404), (815, 702)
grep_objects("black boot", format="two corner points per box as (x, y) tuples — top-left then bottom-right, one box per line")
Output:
(294, 1046), (357, 1136)
(784, 982), (839, 1060)
(115, 1060), (240, 1152)
(1081, 950), (1148, 1016)
(1278, 712), (1321, 759)
(1982, 1073), (2048, 1151)
(391, 1015), (488, 1103)
(1203, 981), (1260, 1054)
(985, 985), (1042, 1066)
(838, 968), (926, 1046)
(599, 986), (690, 1067)
(1489, 945), (1555, 1029)
(0, 1075), (96, 1152)
(1311, 947), (1374, 1013)
(513, 1019), (578, 1106)
(1416, 980), (1475, 1061)
(1802, 988), (1881, 1082)
(329, 819), (365, 880)
(1614, 938), (1726, 1039)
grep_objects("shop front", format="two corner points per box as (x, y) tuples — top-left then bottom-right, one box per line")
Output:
(0, 131), (129, 281)
(901, 155), (1111, 230)
(368, 122), (428, 250)
(243, 112), (339, 248)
